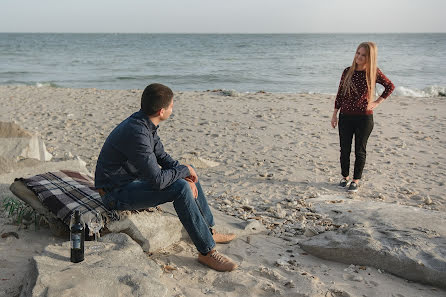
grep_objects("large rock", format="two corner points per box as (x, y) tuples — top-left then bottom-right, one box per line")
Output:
(0, 122), (52, 165)
(300, 195), (446, 289)
(20, 233), (167, 297)
(107, 203), (266, 253)
(106, 209), (185, 253)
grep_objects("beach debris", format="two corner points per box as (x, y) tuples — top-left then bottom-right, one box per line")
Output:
(275, 257), (291, 267)
(257, 266), (286, 281)
(343, 273), (364, 282)
(162, 264), (178, 273)
(211, 89), (240, 97)
(307, 192), (320, 199)
(1, 232), (19, 239)
(210, 191), (343, 238)
(274, 209), (287, 219)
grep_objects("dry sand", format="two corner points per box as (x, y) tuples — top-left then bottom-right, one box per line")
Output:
(0, 85), (445, 296)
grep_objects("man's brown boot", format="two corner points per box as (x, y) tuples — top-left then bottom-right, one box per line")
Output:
(212, 230), (236, 244)
(198, 249), (238, 272)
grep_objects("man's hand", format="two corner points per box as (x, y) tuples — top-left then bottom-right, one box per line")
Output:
(186, 165), (198, 183)
(187, 180), (198, 198)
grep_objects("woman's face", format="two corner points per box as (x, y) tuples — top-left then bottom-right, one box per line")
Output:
(355, 46), (368, 68)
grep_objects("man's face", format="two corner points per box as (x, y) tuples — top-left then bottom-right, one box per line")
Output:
(160, 99), (173, 121)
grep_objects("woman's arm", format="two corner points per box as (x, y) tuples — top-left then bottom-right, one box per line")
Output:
(368, 68), (395, 110)
(334, 68), (348, 111)
(332, 68), (348, 128)
(331, 108), (339, 128)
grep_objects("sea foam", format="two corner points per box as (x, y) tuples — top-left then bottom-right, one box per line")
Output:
(393, 86), (446, 97)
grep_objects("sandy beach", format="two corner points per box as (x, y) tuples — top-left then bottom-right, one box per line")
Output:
(1, 85), (445, 296)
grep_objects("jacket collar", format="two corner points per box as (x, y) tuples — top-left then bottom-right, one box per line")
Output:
(134, 110), (159, 132)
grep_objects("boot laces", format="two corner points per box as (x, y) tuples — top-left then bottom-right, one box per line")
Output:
(210, 251), (227, 263)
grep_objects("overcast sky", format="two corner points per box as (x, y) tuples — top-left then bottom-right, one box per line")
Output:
(1, 0), (445, 33)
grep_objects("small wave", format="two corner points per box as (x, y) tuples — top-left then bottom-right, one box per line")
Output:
(116, 76), (137, 80)
(36, 82), (59, 88)
(393, 86), (446, 97)
(0, 71), (29, 75)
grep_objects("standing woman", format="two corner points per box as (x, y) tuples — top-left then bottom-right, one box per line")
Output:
(331, 42), (394, 192)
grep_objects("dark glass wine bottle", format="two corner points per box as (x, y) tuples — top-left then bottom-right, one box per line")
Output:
(70, 210), (85, 263)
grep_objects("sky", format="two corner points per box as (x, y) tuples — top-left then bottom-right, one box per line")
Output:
(0, 0), (445, 33)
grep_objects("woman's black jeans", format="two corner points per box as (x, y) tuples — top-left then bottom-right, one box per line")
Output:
(338, 113), (374, 180)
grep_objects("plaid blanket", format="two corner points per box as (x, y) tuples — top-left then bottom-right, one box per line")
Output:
(19, 170), (119, 229)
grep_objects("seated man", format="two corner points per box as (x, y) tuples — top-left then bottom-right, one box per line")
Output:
(95, 83), (237, 272)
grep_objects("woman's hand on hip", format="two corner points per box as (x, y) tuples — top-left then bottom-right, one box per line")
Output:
(368, 97), (384, 111)
(367, 101), (380, 110)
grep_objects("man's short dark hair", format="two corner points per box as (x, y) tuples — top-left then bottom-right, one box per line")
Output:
(141, 83), (174, 116)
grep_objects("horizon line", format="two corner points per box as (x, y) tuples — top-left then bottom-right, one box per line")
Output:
(1, 31), (445, 34)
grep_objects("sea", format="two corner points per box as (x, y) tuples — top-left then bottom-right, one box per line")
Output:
(0, 33), (445, 97)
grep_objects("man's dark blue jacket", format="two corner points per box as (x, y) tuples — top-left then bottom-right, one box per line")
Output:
(95, 110), (190, 191)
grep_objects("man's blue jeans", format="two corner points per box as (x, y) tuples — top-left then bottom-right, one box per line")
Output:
(101, 179), (216, 255)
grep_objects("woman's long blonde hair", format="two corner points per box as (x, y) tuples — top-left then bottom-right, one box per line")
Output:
(342, 42), (377, 102)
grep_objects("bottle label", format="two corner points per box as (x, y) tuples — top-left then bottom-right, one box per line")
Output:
(71, 233), (81, 249)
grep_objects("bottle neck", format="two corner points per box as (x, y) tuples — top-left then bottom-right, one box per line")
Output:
(74, 211), (81, 224)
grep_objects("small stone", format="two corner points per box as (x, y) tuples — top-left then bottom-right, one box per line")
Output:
(64, 151), (73, 159)
(411, 195), (424, 201)
(342, 273), (363, 282)
(304, 227), (318, 237)
(276, 257), (290, 266)
(242, 205), (254, 211)
(222, 199), (232, 205)
(424, 197), (433, 205)
(307, 192), (320, 199)
(275, 210), (287, 219)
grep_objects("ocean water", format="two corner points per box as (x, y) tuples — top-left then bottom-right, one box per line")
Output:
(0, 33), (445, 97)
